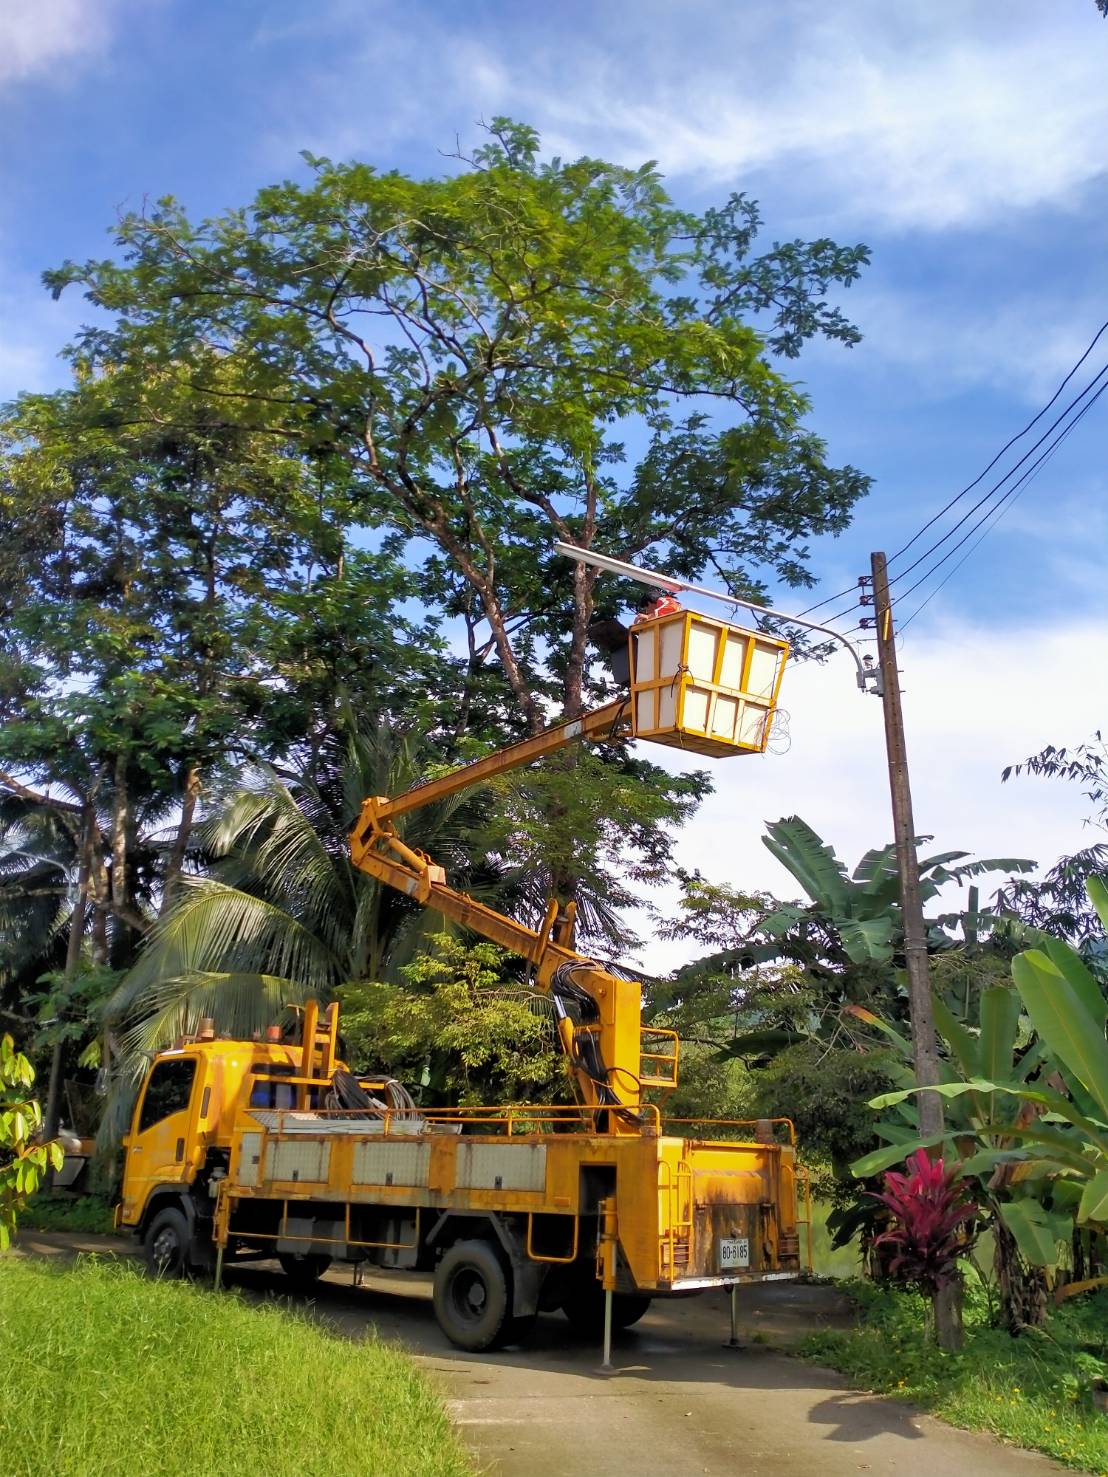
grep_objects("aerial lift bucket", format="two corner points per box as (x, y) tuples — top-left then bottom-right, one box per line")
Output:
(629, 611), (788, 757)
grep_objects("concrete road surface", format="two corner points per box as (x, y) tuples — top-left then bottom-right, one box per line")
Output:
(18, 1233), (1067, 1477)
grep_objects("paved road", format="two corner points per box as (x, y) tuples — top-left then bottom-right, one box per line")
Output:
(18, 1232), (1067, 1477)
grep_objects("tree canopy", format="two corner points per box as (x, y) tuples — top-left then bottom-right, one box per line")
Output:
(4, 118), (874, 1077)
(47, 117), (870, 733)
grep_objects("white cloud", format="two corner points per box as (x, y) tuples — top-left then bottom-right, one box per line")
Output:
(0, 1), (115, 86)
(531, 16), (1108, 231)
(279, 1), (1108, 234)
(631, 610), (1107, 973)
(825, 289), (1108, 405)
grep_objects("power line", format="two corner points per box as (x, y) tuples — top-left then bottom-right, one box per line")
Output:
(898, 377), (1107, 631)
(894, 373), (1107, 607)
(774, 315), (1108, 628)
(795, 582), (860, 617)
(888, 315), (1108, 567)
(885, 359), (1108, 592)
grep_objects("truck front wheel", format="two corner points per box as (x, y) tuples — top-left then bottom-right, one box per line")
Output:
(433, 1239), (516, 1352)
(144, 1206), (191, 1278)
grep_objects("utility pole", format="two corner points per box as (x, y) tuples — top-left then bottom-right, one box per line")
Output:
(868, 553), (944, 1139)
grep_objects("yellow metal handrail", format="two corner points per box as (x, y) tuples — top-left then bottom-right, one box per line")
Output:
(657, 1157), (694, 1277)
(526, 1212), (580, 1265)
(661, 1115), (797, 1146)
(242, 1100), (665, 1137)
(639, 1027), (679, 1087)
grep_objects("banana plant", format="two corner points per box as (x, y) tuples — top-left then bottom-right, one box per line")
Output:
(853, 877), (1108, 1269)
(760, 816), (1033, 965)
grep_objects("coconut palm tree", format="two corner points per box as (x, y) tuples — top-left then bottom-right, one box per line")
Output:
(0, 796), (76, 1027)
(107, 722), (508, 1065)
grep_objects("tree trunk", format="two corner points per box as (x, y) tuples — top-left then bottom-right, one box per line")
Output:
(563, 563), (597, 720)
(161, 762), (200, 915)
(44, 805), (94, 1158)
(994, 1218), (1049, 1332)
(932, 1278), (964, 1351)
(109, 752), (131, 967)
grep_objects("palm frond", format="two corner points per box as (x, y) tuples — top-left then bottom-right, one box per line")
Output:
(119, 970), (309, 1059)
(110, 877), (343, 1024)
(204, 772), (357, 958)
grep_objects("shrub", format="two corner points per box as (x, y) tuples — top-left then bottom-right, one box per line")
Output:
(870, 1149), (977, 1296)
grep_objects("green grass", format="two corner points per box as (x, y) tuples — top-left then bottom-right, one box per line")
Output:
(1, 1256), (473, 1477)
(18, 1192), (116, 1234)
(803, 1278), (1108, 1474)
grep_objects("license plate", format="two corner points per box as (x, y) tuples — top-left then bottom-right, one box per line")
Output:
(719, 1236), (750, 1271)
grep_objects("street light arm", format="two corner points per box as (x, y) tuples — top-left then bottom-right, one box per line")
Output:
(553, 541), (870, 689)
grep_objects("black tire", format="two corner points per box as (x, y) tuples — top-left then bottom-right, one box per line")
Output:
(278, 1252), (332, 1289)
(501, 1313), (537, 1347)
(144, 1206), (192, 1278)
(433, 1239), (514, 1352)
(561, 1283), (652, 1336)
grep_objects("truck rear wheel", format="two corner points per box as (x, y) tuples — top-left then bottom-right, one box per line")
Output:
(144, 1206), (191, 1278)
(561, 1284), (652, 1336)
(433, 1239), (515, 1352)
(278, 1252), (332, 1289)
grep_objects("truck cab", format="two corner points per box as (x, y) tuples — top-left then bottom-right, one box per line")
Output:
(117, 1028), (309, 1272)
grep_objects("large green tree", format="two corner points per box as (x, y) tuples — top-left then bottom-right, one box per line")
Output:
(45, 118), (871, 925)
(0, 367), (449, 964)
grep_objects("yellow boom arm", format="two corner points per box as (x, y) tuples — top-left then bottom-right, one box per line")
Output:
(349, 608), (789, 1129)
(349, 698), (676, 1128)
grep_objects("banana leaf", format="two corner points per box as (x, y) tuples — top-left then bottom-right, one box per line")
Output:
(1012, 950), (1108, 1119)
(999, 1199), (1071, 1266)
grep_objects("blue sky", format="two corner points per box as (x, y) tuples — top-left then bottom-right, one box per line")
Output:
(2, 0), (1105, 956)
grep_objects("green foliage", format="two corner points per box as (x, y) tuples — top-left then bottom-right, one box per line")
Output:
(0, 1034), (63, 1248)
(18, 1191), (115, 1234)
(24, 962), (122, 1077)
(997, 732), (1108, 949)
(338, 934), (567, 1106)
(107, 725), (498, 1069)
(755, 1042), (896, 1199)
(667, 820), (1031, 1056)
(657, 1041), (755, 1125)
(854, 881), (1108, 1269)
(483, 745), (709, 948)
(0, 797), (76, 1002)
(760, 816), (1032, 966)
(803, 1279), (1108, 1473)
(0, 1257), (472, 1477)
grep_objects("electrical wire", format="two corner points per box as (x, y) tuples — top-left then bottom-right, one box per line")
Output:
(885, 359), (1108, 591)
(888, 314), (1108, 567)
(897, 377), (1107, 631)
(764, 317), (1108, 627)
(795, 582), (861, 617)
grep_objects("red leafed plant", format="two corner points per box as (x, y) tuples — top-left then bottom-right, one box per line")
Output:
(869, 1149), (977, 1296)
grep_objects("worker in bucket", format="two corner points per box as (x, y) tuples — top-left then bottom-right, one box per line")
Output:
(588, 587), (682, 686)
(633, 587), (682, 623)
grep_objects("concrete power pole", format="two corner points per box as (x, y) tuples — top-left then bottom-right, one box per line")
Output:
(869, 552), (944, 1139)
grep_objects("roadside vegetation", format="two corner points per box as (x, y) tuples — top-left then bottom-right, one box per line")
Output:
(804, 1278), (1108, 1473)
(18, 1191), (115, 1234)
(1, 108), (1106, 1474)
(0, 1257), (472, 1477)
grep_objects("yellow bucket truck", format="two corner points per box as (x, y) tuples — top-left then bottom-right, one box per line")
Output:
(116, 610), (809, 1353)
